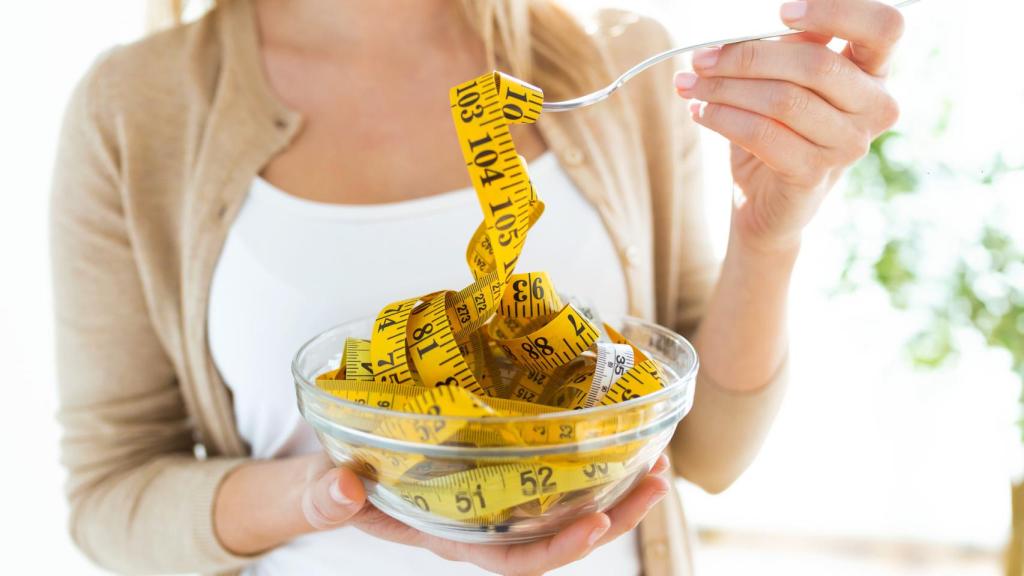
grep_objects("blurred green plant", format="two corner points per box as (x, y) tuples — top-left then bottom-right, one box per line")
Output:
(840, 126), (1024, 438)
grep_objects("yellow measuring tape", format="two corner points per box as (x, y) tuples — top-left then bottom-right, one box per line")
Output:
(313, 71), (669, 525)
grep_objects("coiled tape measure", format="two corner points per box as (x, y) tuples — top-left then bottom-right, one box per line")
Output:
(314, 72), (671, 524)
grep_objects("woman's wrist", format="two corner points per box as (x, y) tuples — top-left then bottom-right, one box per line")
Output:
(726, 194), (804, 262)
(214, 453), (368, 556)
(725, 224), (801, 275)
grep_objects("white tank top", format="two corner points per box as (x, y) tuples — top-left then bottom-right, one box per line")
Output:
(208, 151), (637, 575)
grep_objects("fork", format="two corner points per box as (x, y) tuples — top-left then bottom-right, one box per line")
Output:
(542, 0), (923, 112)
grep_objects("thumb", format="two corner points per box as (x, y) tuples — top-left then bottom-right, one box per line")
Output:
(301, 467), (367, 530)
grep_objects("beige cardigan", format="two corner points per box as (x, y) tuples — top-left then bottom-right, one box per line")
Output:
(50, 1), (787, 574)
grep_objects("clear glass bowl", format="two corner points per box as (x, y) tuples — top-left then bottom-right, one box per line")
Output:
(293, 316), (698, 544)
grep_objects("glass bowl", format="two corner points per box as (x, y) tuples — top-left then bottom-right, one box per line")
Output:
(293, 316), (698, 544)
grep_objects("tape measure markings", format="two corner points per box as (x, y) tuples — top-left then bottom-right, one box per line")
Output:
(307, 71), (675, 528)
(586, 343), (635, 408)
(395, 461), (628, 521)
(342, 338), (374, 381)
(371, 297), (418, 386)
(494, 304), (599, 374)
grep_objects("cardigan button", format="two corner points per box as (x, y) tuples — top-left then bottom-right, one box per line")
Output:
(607, 13), (638, 38)
(273, 117), (288, 130)
(622, 244), (640, 267)
(649, 541), (668, 558)
(563, 147), (585, 166)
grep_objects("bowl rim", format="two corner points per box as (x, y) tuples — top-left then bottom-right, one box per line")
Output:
(306, 398), (687, 457)
(292, 315), (699, 425)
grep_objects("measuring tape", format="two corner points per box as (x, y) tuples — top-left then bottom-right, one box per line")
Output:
(394, 460), (628, 522)
(311, 71), (677, 526)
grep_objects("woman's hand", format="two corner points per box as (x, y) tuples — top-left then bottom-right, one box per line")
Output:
(315, 453), (675, 573)
(216, 453), (671, 576)
(674, 0), (904, 254)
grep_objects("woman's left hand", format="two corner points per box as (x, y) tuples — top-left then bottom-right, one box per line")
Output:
(674, 0), (904, 254)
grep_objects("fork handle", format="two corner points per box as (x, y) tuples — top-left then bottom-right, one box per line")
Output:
(542, 0), (922, 112)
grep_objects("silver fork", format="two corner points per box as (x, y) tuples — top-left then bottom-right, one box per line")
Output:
(542, 0), (923, 112)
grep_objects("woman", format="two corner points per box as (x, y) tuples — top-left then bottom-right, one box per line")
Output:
(51, 0), (902, 574)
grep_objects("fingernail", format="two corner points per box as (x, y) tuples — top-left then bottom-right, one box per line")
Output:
(647, 490), (668, 510)
(651, 455), (670, 475)
(692, 47), (721, 69)
(689, 101), (705, 119)
(587, 523), (609, 546)
(780, 1), (808, 21)
(674, 72), (698, 91)
(329, 476), (352, 505)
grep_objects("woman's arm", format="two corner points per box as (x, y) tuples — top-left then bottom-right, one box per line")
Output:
(672, 229), (796, 492)
(602, 12), (794, 494)
(52, 54), (254, 574)
(671, 0), (904, 491)
(214, 447), (675, 576)
(694, 226), (796, 394)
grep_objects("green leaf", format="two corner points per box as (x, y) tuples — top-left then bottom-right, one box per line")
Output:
(835, 106), (1024, 440)
(907, 318), (957, 369)
(875, 131), (919, 199)
(846, 131), (920, 200)
(873, 239), (917, 309)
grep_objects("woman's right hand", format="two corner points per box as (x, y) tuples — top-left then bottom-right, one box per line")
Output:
(297, 453), (368, 530)
(217, 452), (671, 575)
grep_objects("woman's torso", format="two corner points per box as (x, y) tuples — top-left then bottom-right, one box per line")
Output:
(208, 150), (637, 575)
(51, 1), (707, 571)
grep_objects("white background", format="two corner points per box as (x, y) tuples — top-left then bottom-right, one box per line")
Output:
(0, 0), (1019, 574)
